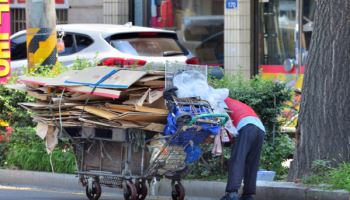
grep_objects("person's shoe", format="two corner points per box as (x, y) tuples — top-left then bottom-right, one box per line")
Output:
(239, 194), (254, 200)
(220, 192), (239, 200)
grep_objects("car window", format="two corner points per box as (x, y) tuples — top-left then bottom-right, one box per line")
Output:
(59, 33), (93, 56)
(75, 34), (93, 51)
(11, 34), (27, 61)
(108, 33), (189, 57)
(11, 32), (94, 58)
(58, 33), (75, 56)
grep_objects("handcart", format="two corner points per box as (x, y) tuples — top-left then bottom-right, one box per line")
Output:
(64, 64), (229, 200)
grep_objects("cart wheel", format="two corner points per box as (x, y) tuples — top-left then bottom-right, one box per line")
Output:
(123, 181), (138, 200)
(175, 113), (192, 126)
(171, 182), (185, 200)
(85, 181), (102, 200)
(135, 179), (148, 200)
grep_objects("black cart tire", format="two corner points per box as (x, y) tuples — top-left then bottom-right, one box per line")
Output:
(171, 182), (185, 200)
(135, 179), (148, 200)
(123, 181), (138, 200)
(85, 181), (102, 200)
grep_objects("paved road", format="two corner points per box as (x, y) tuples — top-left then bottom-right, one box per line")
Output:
(0, 185), (170, 200)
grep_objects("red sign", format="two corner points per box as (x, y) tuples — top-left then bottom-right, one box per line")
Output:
(0, 0), (11, 83)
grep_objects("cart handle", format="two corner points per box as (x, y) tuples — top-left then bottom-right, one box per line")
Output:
(188, 113), (230, 126)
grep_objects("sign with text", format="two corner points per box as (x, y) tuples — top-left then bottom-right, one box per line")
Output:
(226, 0), (238, 9)
(0, 0), (10, 83)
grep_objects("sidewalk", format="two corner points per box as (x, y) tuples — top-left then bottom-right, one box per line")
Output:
(0, 169), (349, 200)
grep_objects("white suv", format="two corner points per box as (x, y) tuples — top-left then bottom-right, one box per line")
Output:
(10, 24), (198, 75)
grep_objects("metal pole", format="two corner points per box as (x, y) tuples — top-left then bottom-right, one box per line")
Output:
(26, 0), (57, 71)
(296, 0), (303, 80)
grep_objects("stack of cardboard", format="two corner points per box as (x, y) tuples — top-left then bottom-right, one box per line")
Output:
(18, 67), (168, 134)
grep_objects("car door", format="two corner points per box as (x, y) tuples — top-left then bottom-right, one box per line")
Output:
(57, 33), (95, 66)
(10, 33), (28, 75)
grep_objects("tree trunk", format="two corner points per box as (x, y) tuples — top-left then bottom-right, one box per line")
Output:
(288, 1), (350, 181)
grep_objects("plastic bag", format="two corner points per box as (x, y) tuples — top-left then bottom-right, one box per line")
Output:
(172, 70), (229, 113)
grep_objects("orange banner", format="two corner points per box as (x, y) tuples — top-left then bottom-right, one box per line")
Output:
(0, 0), (10, 83)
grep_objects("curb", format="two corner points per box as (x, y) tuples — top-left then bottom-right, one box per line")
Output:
(0, 169), (349, 200)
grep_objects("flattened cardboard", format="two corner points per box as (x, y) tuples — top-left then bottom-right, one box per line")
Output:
(19, 70), (80, 86)
(65, 67), (146, 89)
(64, 86), (122, 99)
(142, 123), (166, 133)
(101, 70), (147, 88)
(27, 90), (49, 101)
(138, 75), (164, 82)
(79, 118), (123, 128)
(123, 89), (162, 106)
(105, 104), (136, 112)
(36, 122), (49, 139)
(19, 102), (80, 110)
(136, 80), (165, 87)
(146, 71), (165, 76)
(135, 105), (168, 114)
(123, 89), (150, 106)
(106, 103), (168, 114)
(148, 89), (163, 104)
(114, 112), (167, 123)
(45, 127), (59, 153)
(75, 106), (119, 120)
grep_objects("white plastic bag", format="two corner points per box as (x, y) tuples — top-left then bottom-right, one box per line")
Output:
(172, 70), (229, 113)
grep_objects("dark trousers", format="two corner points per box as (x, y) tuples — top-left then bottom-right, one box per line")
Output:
(226, 124), (264, 195)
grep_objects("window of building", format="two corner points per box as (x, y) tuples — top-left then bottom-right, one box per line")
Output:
(10, 8), (68, 34)
(255, 0), (315, 66)
(146, 0), (224, 66)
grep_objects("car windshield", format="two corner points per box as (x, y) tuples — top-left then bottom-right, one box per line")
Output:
(108, 33), (188, 57)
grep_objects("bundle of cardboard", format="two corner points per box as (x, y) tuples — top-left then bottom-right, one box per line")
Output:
(18, 67), (168, 138)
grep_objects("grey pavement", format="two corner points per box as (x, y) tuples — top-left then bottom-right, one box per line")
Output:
(0, 185), (170, 200)
(0, 169), (349, 200)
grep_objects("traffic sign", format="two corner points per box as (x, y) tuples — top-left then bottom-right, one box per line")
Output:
(226, 0), (238, 9)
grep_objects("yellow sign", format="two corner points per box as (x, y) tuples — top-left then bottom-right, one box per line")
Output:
(0, 0), (11, 83)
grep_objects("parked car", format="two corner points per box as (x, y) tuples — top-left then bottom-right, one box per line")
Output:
(10, 24), (198, 75)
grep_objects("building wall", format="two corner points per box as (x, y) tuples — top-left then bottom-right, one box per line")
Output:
(68, 0), (103, 24)
(103, 0), (129, 24)
(224, 0), (252, 78)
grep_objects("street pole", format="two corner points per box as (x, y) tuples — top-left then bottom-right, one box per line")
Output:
(26, 0), (57, 71)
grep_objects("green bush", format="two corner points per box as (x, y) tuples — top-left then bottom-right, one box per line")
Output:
(3, 127), (76, 174)
(302, 160), (350, 191)
(329, 163), (350, 191)
(0, 85), (34, 127)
